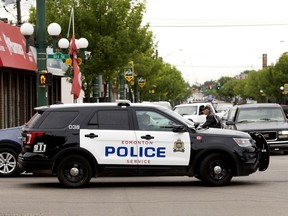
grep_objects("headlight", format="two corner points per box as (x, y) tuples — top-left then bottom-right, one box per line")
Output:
(233, 138), (253, 147)
(278, 130), (288, 138)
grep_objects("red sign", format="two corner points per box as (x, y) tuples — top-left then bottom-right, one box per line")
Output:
(0, 22), (36, 71)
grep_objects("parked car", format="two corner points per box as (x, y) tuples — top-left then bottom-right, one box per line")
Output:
(173, 102), (217, 124)
(0, 126), (23, 176)
(214, 103), (233, 119)
(224, 103), (288, 153)
(18, 100), (269, 188)
(142, 101), (172, 110)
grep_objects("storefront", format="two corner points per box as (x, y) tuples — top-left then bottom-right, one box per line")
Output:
(0, 21), (62, 128)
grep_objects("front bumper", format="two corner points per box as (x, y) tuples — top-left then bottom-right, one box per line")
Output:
(250, 132), (270, 171)
(267, 141), (288, 151)
(235, 150), (260, 176)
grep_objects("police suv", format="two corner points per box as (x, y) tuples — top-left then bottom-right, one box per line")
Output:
(18, 101), (269, 188)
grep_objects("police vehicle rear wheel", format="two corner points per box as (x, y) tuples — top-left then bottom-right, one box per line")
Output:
(0, 148), (22, 177)
(199, 153), (233, 186)
(57, 155), (92, 188)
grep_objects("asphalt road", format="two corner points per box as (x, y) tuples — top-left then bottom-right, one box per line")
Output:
(1, 155), (288, 216)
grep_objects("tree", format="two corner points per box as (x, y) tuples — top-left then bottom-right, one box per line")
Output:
(29, 0), (155, 101)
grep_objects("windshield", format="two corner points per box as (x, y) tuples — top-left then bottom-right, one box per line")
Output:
(237, 107), (286, 123)
(173, 106), (197, 115)
(162, 108), (195, 127)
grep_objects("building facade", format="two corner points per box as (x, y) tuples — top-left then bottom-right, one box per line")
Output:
(0, 21), (63, 129)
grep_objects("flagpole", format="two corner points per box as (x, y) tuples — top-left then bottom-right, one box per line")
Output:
(67, 8), (73, 39)
(68, 8), (77, 103)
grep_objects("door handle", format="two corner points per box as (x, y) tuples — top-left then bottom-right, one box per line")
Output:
(84, 133), (98, 138)
(141, 135), (154, 140)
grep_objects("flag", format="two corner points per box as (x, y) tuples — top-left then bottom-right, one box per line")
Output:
(69, 34), (82, 100)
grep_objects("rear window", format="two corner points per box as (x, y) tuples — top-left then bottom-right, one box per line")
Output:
(24, 112), (42, 129)
(38, 111), (79, 129)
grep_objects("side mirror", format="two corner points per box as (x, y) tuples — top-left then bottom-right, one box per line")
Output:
(172, 124), (186, 132)
(194, 122), (200, 128)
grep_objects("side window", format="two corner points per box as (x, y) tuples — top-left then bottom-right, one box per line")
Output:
(199, 105), (204, 115)
(136, 111), (176, 131)
(228, 107), (237, 121)
(39, 111), (78, 129)
(88, 110), (129, 130)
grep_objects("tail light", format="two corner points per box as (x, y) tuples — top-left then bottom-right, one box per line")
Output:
(25, 132), (44, 145)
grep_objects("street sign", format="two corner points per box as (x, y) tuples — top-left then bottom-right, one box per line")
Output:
(284, 84), (288, 94)
(47, 52), (70, 61)
(124, 61), (134, 82)
(138, 77), (146, 88)
(39, 73), (53, 86)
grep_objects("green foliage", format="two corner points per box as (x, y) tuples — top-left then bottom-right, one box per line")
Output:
(28, 0), (190, 104)
(209, 53), (288, 104)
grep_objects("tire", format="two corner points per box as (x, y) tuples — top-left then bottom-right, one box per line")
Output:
(57, 155), (92, 188)
(199, 153), (233, 186)
(0, 148), (22, 177)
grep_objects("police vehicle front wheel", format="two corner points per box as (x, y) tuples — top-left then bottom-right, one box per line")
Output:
(199, 153), (233, 186)
(57, 155), (92, 188)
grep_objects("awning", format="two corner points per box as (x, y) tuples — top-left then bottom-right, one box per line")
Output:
(0, 21), (37, 71)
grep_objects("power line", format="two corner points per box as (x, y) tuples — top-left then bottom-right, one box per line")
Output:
(143, 18), (288, 27)
(173, 64), (262, 69)
(148, 23), (288, 28)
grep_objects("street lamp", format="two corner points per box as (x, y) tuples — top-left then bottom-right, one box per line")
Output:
(280, 86), (284, 104)
(21, 8), (89, 105)
(20, 21), (62, 106)
(20, 0), (65, 106)
(259, 90), (265, 103)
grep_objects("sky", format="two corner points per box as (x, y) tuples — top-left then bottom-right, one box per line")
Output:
(1, 0), (288, 85)
(142, 0), (288, 85)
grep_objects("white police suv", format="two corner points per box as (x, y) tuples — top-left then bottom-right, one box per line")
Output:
(18, 100), (269, 188)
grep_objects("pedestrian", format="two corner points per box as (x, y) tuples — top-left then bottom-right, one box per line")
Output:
(201, 106), (221, 128)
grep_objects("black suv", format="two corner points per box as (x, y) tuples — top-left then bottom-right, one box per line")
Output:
(18, 101), (269, 188)
(224, 103), (288, 153)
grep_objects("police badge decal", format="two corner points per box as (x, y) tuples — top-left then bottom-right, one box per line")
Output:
(173, 139), (185, 152)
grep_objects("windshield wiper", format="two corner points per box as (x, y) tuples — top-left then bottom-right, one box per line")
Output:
(237, 120), (254, 123)
(259, 118), (272, 121)
(259, 118), (281, 121)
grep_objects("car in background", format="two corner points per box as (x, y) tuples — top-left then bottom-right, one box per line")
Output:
(224, 103), (288, 153)
(215, 103), (233, 119)
(173, 102), (217, 124)
(142, 101), (172, 110)
(0, 126), (23, 176)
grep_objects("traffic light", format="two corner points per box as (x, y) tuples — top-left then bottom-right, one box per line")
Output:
(217, 83), (221, 90)
(39, 73), (53, 86)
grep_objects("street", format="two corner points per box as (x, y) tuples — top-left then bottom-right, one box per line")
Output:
(1, 155), (288, 216)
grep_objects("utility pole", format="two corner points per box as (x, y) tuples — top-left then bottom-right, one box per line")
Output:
(16, 0), (21, 26)
(35, 0), (48, 106)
